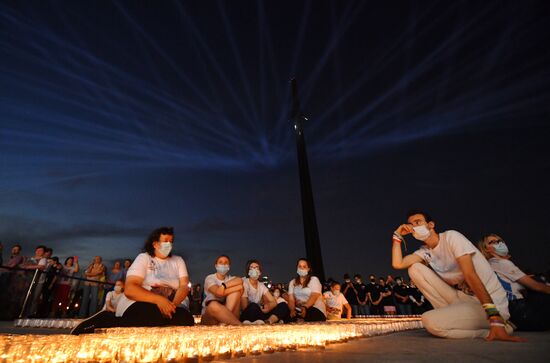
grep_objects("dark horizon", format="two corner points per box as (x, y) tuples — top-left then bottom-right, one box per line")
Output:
(1, 0), (549, 284)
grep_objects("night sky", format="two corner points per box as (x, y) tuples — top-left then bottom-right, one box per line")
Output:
(1, 0), (549, 284)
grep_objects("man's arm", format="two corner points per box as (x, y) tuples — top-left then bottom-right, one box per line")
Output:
(172, 276), (190, 306)
(456, 254), (524, 342)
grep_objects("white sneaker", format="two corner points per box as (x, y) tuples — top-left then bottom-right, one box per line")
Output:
(252, 319), (265, 325)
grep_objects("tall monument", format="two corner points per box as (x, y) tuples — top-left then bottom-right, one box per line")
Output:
(290, 78), (326, 283)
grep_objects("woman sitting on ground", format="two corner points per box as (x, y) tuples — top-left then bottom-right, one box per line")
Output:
(71, 227), (194, 334)
(104, 280), (125, 312)
(288, 258), (326, 322)
(200, 255), (243, 325)
(478, 233), (550, 331)
(240, 259), (290, 324)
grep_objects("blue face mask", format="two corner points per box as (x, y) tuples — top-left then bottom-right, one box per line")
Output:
(493, 241), (509, 257)
(216, 264), (230, 275)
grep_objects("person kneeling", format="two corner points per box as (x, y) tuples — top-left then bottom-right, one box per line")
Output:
(240, 259), (290, 324)
(324, 282), (352, 320)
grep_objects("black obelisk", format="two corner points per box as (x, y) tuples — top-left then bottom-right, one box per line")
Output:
(290, 78), (326, 283)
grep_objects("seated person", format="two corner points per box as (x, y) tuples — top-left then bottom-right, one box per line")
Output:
(288, 258), (326, 322)
(200, 255), (243, 325)
(478, 233), (550, 331)
(103, 280), (124, 312)
(391, 210), (522, 341)
(323, 281), (351, 320)
(240, 259), (290, 324)
(71, 227), (194, 334)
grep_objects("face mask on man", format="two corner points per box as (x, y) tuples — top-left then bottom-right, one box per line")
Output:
(158, 242), (172, 257)
(297, 268), (309, 277)
(216, 264), (230, 275)
(370, 278), (376, 283)
(412, 225), (431, 241)
(114, 286), (123, 293)
(332, 289), (341, 296)
(493, 241), (509, 257)
(248, 268), (260, 280)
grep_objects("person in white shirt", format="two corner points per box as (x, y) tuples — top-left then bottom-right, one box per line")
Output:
(272, 287), (288, 305)
(104, 280), (125, 312)
(323, 282), (352, 320)
(200, 255), (243, 325)
(288, 258), (326, 322)
(478, 233), (550, 331)
(71, 227), (193, 334)
(240, 259), (290, 324)
(392, 210), (522, 341)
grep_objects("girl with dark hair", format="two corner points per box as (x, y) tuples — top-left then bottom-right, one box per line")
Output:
(200, 255), (243, 325)
(288, 258), (326, 322)
(240, 259), (290, 324)
(71, 227), (194, 334)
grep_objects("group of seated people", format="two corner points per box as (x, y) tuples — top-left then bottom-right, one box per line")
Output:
(43, 211), (550, 342)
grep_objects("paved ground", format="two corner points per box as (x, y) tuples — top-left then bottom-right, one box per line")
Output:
(1, 322), (549, 362)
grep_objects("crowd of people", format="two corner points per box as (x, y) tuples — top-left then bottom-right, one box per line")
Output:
(1, 210), (549, 343)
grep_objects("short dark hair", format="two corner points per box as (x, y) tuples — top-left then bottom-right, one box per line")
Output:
(330, 281), (341, 288)
(406, 209), (433, 223)
(35, 245), (46, 251)
(13, 244), (22, 250)
(343, 273), (350, 279)
(143, 227), (174, 257)
(64, 257), (74, 265)
(354, 274), (362, 279)
(245, 259), (261, 276)
(44, 247), (53, 254)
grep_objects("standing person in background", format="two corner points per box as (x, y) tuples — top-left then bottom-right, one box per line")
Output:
(342, 274), (358, 317)
(354, 274), (369, 316)
(393, 277), (412, 315)
(23, 245), (48, 317)
(78, 256), (106, 318)
(288, 258), (326, 322)
(201, 255), (243, 325)
(108, 261), (124, 286)
(51, 256), (79, 317)
(3, 244), (25, 268)
(240, 259), (290, 324)
(324, 282), (352, 320)
(379, 278), (396, 315)
(121, 259), (132, 281)
(366, 275), (382, 315)
(190, 284), (203, 315)
(478, 233), (550, 331)
(408, 280), (429, 315)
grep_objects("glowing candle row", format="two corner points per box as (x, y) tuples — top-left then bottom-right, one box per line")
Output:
(0, 317), (423, 363)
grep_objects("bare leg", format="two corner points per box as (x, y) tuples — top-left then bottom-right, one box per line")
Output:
(204, 301), (241, 325)
(225, 290), (241, 319)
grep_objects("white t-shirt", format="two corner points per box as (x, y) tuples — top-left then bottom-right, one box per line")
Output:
(103, 291), (124, 311)
(243, 278), (269, 304)
(488, 257), (526, 300)
(288, 276), (326, 316)
(413, 230), (509, 319)
(116, 253), (188, 317)
(323, 291), (348, 315)
(202, 273), (234, 310)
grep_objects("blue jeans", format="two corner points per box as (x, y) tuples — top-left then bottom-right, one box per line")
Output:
(79, 284), (99, 318)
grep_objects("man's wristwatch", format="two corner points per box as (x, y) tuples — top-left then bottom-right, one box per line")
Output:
(221, 282), (227, 289)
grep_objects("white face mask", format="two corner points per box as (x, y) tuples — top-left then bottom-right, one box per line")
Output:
(248, 268), (260, 280)
(216, 264), (230, 275)
(273, 291), (280, 298)
(412, 225), (431, 241)
(297, 268), (309, 277)
(114, 286), (123, 293)
(158, 242), (172, 257)
(332, 290), (340, 296)
(493, 241), (509, 257)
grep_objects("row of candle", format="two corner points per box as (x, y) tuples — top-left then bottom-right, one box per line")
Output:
(1, 317), (423, 363)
